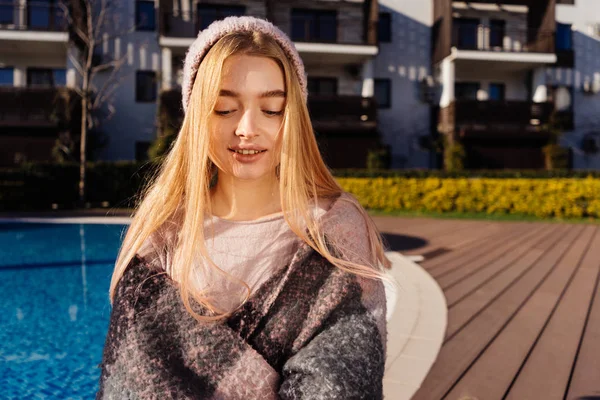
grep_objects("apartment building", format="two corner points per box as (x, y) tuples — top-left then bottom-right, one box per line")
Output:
(0, 0), (80, 165)
(431, 0), (576, 169)
(555, 0), (600, 169)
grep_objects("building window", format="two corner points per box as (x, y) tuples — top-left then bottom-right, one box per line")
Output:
(27, 0), (66, 31)
(197, 4), (245, 31)
(0, 67), (14, 86)
(136, 141), (151, 161)
(374, 78), (391, 108)
(454, 18), (479, 49)
(26, 68), (66, 87)
(378, 12), (391, 43)
(489, 20), (505, 48)
(291, 9), (337, 42)
(307, 77), (337, 96)
(557, 22), (573, 50)
(0, 2), (14, 24)
(136, 0), (156, 31)
(455, 82), (480, 100)
(489, 83), (505, 101)
(136, 71), (157, 102)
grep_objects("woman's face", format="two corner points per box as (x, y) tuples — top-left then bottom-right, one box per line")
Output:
(209, 54), (286, 182)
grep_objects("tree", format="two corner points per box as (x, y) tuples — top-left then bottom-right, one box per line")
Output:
(61, 0), (132, 206)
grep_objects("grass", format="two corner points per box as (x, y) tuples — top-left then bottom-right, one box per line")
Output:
(367, 209), (600, 224)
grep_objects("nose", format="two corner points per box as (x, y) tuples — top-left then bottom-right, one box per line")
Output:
(235, 109), (259, 139)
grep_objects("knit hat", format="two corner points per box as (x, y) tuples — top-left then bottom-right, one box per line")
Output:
(181, 16), (308, 114)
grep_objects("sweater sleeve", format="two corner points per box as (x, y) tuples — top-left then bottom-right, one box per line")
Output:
(278, 274), (387, 400)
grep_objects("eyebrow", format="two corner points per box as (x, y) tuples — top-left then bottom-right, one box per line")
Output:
(219, 89), (286, 98)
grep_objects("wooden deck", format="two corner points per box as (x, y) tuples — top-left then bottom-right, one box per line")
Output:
(373, 216), (600, 400)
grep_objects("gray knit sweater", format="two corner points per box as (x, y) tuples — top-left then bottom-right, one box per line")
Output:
(96, 195), (387, 399)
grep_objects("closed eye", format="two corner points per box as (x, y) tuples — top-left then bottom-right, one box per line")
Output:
(264, 110), (283, 116)
(214, 110), (234, 116)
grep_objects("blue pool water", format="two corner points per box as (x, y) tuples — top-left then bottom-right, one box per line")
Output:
(0, 222), (128, 399)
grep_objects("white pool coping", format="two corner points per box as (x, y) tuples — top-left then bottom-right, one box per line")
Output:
(383, 251), (448, 399)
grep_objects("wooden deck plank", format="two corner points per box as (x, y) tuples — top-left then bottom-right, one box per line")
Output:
(566, 241), (600, 400)
(442, 223), (561, 305)
(444, 225), (568, 340)
(504, 226), (600, 400)
(443, 225), (596, 400)
(420, 222), (525, 271)
(435, 222), (549, 286)
(411, 224), (584, 400)
(401, 222), (500, 258)
(428, 222), (537, 279)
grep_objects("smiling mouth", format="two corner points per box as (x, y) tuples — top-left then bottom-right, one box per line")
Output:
(229, 148), (267, 155)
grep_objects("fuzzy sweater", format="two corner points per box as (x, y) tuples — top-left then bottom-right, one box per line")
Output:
(96, 195), (387, 399)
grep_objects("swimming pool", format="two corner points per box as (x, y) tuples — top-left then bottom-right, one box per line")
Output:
(0, 221), (128, 399)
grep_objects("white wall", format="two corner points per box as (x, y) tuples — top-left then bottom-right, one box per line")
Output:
(85, 0), (161, 162)
(455, 68), (529, 100)
(554, 0), (600, 169)
(374, 0), (432, 168)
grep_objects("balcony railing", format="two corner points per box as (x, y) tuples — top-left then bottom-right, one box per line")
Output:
(308, 95), (376, 133)
(0, 1), (67, 31)
(440, 100), (555, 137)
(0, 87), (80, 129)
(452, 22), (555, 53)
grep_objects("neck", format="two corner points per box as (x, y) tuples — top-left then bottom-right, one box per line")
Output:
(210, 172), (281, 221)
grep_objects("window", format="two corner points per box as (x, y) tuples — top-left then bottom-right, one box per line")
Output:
(136, 0), (156, 31)
(136, 141), (151, 161)
(454, 18), (479, 49)
(197, 4), (245, 31)
(0, 67), (13, 86)
(0, 2), (14, 24)
(489, 20), (505, 48)
(307, 77), (337, 96)
(291, 9), (337, 42)
(374, 79), (391, 108)
(488, 83), (505, 101)
(26, 68), (66, 87)
(136, 71), (157, 102)
(455, 82), (480, 100)
(378, 12), (391, 43)
(556, 23), (572, 51)
(28, 0), (66, 30)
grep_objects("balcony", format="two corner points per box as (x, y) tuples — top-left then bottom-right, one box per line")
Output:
(439, 99), (555, 139)
(308, 95), (376, 134)
(0, 2), (69, 54)
(159, 6), (378, 65)
(0, 86), (80, 132)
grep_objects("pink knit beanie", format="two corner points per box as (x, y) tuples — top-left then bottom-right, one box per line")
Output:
(181, 16), (308, 114)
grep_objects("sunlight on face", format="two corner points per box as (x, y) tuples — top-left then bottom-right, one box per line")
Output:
(209, 55), (286, 182)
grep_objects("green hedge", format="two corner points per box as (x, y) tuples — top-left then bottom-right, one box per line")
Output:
(2, 163), (600, 212)
(332, 169), (600, 179)
(0, 161), (158, 211)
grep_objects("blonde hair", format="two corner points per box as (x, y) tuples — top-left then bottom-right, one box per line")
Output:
(109, 31), (391, 321)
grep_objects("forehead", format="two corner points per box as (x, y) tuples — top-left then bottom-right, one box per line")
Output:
(220, 55), (285, 90)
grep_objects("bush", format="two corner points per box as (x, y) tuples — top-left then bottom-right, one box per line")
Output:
(337, 177), (600, 219)
(0, 161), (159, 211)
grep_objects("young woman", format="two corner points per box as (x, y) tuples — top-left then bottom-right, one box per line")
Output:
(97, 16), (392, 399)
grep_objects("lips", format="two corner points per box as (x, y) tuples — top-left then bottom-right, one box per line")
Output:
(228, 146), (267, 155)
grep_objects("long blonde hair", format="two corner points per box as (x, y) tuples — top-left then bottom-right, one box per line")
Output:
(109, 30), (391, 321)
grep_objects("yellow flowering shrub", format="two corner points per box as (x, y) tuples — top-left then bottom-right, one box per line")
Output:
(337, 177), (600, 219)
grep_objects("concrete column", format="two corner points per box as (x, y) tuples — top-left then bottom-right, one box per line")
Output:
(361, 59), (374, 97)
(17, 0), (26, 28)
(14, 66), (26, 87)
(532, 67), (548, 103)
(439, 57), (455, 108)
(161, 47), (172, 90)
(181, 0), (191, 22)
(66, 68), (76, 88)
